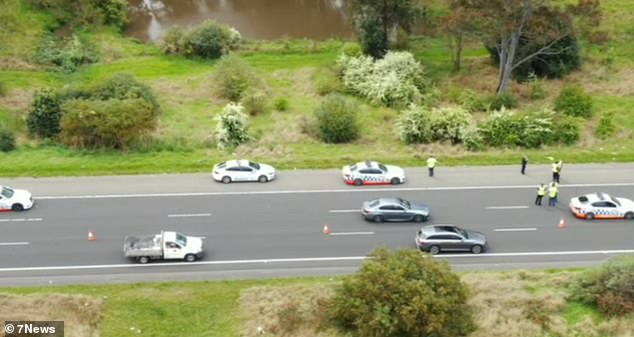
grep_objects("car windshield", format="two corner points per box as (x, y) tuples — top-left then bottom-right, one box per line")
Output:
(610, 196), (621, 206)
(350, 164), (358, 171)
(1, 186), (14, 198)
(378, 163), (388, 172)
(249, 161), (260, 170)
(458, 227), (468, 238)
(175, 233), (187, 247)
(369, 200), (380, 208)
(399, 199), (411, 209)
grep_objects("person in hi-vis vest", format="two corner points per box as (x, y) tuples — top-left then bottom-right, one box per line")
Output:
(427, 156), (437, 177)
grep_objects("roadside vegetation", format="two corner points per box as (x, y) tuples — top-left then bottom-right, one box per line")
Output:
(1, 251), (633, 337)
(1, 0), (634, 177)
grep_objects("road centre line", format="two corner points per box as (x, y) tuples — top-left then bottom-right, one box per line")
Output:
(167, 213), (211, 218)
(494, 228), (537, 232)
(0, 242), (30, 246)
(487, 206), (530, 210)
(35, 182), (634, 200)
(0, 218), (43, 222)
(330, 232), (375, 236)
(2, 249), (634, 273)
(329, 209), (358, 213)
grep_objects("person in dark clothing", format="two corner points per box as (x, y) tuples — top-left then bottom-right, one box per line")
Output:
(521, 155), (528, 175)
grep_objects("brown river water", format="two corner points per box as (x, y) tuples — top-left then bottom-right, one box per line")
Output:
(127, 0), (355, 41)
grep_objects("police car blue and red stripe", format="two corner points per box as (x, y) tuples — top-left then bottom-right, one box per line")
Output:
(569, 192), (634, 220)
(341, 160), (406, 186)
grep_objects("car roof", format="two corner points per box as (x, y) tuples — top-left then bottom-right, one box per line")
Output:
(580, 192), (613, 203)
(374, 197), (405, 205)
(421, 224), (460, 235)
(222, 159), (253, 167)
(354, 160), (382, 169)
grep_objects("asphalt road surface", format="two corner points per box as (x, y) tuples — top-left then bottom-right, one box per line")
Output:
(1, 163), (633, 286)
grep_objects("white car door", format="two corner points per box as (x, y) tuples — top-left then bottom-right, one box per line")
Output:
(163, 241), (185, 259)
(0, 195), (9, 210)
(241, 167), (256, 181)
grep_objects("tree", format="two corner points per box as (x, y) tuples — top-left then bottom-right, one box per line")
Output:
(348, 0), (418, 58)
(331, 248), (475, 337)
(453, 0), (600, 94)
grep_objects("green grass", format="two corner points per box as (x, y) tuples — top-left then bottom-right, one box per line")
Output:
(2, 1), (634, 177)
(1, 277), (329, 337)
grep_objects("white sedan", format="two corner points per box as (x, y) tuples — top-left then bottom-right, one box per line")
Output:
(212, 160), (276, 184)
(0, 185), (34, 212)
(342, 160), (406, 186)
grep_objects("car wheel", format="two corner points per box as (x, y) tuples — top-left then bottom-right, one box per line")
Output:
(354, 179), (363, 186)
(429, 246), (440, 255)
(625, 212), (634, 220)
(390, 177), (401, 185)
(471, 245), (483, 254)
(372, 215), (383, 223)
(586, 212), (595, 220)
(11, 204), (24, 212)
(413, 215), (424, 223)
(221, 176), (231, 184)
(185, 254), (196, 262)
(138, 256), (150, 264)
(258, 175), (268, 183)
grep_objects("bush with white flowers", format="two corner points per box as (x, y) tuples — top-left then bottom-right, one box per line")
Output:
(338, 51), (427, 108)
(429, 106), (472, 144)
(215, 102), (249, 149)
(397, 104), (432, 144)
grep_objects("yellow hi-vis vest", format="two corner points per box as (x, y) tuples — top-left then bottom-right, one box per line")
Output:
(549, 186), (558, 198)
(537, 186), (547, 196)
(552, 163), (559, 172)
(427, 157), (437, 168)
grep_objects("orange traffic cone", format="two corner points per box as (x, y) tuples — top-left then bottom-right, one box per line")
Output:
(323, 224), (332, 235)
(88, 230), (96, 241)
(558, 217), (567, 229)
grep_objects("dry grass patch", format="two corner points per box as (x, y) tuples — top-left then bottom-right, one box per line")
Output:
(0, 293), (103, 337)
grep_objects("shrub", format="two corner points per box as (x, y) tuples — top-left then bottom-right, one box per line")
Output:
(215, 102), (249, 149)
(527, 72), (546, 100)
(273, 97), (289, 111)
(488, 92), (518, 110)
(555, 85), (593, 118)
(478, 108), (554, 148)
(161, 26), (186, 54)
(429, 106), (473, 144)
(397, 104), (431, 144)
(457, 89), (488, 112)
(462, 124), (484, 151)
(27, 88), (62, 138)
(82, 73), (161, 116)
(553, 115), (581, 145)
(213, 55), (256, 101)
(240, 90), (268, 116)
(0, 129), (16, 152)
(331, 248), (475, 337)
(181, 20), (240, 59)
(314, 94), (359, 143)
(568, 256), (634, 316)
(357, 14), (388, 58)
(595, 111), (616, 139)
(34, 34), (100, 73)
(338, 51), (427, 108)
(59, 98), (155, 149)
(92, 0), (128, 30)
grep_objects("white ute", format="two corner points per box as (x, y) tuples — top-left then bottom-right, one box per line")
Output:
(123, 231), (205, 264)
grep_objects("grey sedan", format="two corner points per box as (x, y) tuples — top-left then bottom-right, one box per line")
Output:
(361, 197), (430, 223)
(415, 224), (487, 255)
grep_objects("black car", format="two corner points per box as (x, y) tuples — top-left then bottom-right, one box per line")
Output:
(361, 197), (430, 223)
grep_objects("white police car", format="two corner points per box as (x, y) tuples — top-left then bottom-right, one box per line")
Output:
(569, 192), (634, 220)
(0, 185), (34, 212)
(341, 160), (405, 186)
(212, 160), (276, 184)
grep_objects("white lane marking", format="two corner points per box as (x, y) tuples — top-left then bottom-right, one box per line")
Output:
(34, 182), (634, 200)
(1, 249), (634, 272)
(494, 228), (537, 232)
(329, 209), (358, 213)
(167, 213), (211, 218)
(0, 242), (30, 246)
(487, 206), (530, 210)
(0, 218), (43, 222)
(330, 232), (375, 236)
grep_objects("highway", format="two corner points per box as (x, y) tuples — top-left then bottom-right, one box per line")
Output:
(1, 163), (633, 286)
